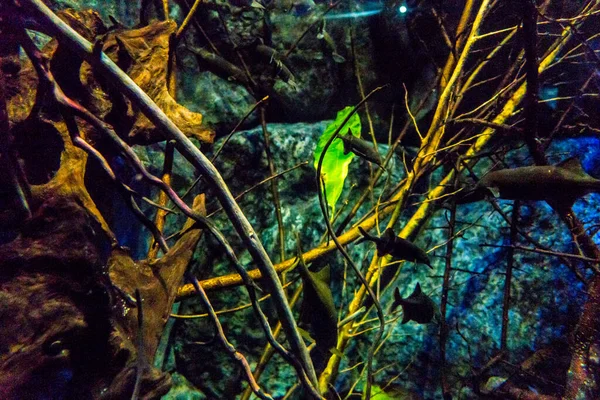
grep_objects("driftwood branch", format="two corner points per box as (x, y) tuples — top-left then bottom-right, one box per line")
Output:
(15, 0), (318, 389)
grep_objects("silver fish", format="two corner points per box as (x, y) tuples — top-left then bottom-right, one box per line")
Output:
(474, 157), (600, 208)
(318, 26), (346, 63)
(339, 132), (384, 169)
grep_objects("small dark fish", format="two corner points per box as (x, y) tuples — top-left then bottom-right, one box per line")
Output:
(392, 283), (436, 324)
(339, 132), (385, 169)
(465, 157), (600, 209)
(358, 226), (432, 268)
(318, 25), (346, 63)
(298, 259), (338, 352)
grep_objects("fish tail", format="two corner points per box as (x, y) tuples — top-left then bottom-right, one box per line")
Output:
(401, 312), (410, 324)
(423, 255), (433, 270)
(294, 233), (311, 278)
(397, 291), (410, 324)
(394, 287), (403, 304)
(593, 180), (600, 193)
(358, 226), (377, 242)
(341, 138), (351, 155)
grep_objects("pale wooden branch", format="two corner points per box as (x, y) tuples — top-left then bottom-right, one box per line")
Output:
(17, 0), (318, 390)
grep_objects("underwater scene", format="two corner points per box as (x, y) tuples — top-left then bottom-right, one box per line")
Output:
(1, 0), (600, 399)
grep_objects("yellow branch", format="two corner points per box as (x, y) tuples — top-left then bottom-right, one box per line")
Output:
(317, 1), (576, 391)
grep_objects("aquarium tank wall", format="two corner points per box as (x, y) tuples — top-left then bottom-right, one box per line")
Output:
(1, 0), (600, 399)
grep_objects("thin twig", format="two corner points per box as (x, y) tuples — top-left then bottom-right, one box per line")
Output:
(186, 272), (273, 400)
(240, 284), (304, 400)
(522, 0), (544, 165)
(148, 140), (175, 260)
(260, 106), (286, 263)
(182, 95), (269, 200)
(439, 172), (457, 400)
(176, 0), (202, 41)
(501, 201), (519, 351)
(481, 244), (600, 265)
(131, 289), (146, 400)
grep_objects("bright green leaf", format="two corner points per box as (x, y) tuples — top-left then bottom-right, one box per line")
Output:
(313, 106), (361, 216)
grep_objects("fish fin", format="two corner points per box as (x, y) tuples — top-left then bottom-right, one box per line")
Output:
(314, 264), (331, 284)
(557, 157), (587, 175)
(373, 154), (385, 170)
(393, 287), (403, 306)
(332, 53), (346, 63)
(413, 283), (422, 295)
(297, 327), (315, 344)
(487, 186), (500, 198)
(352, 148), (369, 159)
(358, 226), (376, 241)
(355, 237), (368, 246)
(108, 15), (120, 27)
(329, 347), (345, 359)
(342, 138), (351, 155)
(114, 35), (136, 64)
(557, 157), (590, 177)
(547, 198), (576, 214)
(294, 232), (311, 280)
(401, 310), (410, 324)
(383, 228), (396, 240)
(422, 254), (433, 269)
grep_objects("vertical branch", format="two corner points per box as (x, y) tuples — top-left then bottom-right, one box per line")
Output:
(148, 140), (175, 260)
(161, 0), (169, 20)
(439, 171), (457, 400)
(521, 0), (544, 165)
(186, 273), (274, 400)
(131, 289), (147, 400)
(565, 275), (600, 399)
(439, 0), (475, 92)
(150, 18), (178, 259)
(260, 106), (286, 263)
(176, 0), (202, 41)
(501, 200), (520, 352)
(241, 284), (304, 400)
(350, 29), (378, 154)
